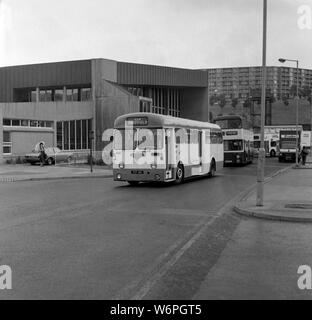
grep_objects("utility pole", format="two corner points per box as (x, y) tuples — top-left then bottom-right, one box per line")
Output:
(256, 0), (267, 207)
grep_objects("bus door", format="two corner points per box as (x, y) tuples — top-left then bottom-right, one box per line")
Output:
(165, 129), (174, 179)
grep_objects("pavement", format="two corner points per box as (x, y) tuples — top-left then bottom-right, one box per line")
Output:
(0, 164), (113, 182)
(194, 160), (312, 300)
(234, 162), (312, 222)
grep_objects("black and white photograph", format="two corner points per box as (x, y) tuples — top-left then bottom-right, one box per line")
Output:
(0, 0), (312, 307)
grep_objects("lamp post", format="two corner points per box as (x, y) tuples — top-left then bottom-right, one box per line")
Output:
(279, 58), (300, 167)
(256, 0), (267, 207)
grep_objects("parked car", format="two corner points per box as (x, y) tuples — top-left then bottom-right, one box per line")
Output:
(25, 147), (74, 165)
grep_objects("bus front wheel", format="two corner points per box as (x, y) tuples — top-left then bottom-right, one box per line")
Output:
(175, 164), (184, 184)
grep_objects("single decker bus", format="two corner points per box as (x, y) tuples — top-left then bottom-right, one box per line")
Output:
(113, 113), (224, 185)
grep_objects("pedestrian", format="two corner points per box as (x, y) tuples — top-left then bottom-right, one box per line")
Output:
(39, 142), (46, 167)
(300, 146), (309, 166)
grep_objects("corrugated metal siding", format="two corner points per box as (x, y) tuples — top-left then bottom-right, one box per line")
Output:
(0, 60), (92, 102)
(117, 62), (208, 87)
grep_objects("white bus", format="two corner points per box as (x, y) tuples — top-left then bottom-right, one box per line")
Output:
(214, 115), (254, 166)
(113, 113), (224, 185)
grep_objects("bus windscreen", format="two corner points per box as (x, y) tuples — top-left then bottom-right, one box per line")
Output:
(114, 129), (163, 150)
(224, 140), (243, 151)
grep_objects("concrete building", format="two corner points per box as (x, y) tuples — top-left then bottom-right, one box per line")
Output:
(0, 59), (208, 162)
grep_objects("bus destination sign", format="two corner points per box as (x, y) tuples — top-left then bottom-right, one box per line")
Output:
(126, 117), (148, 126)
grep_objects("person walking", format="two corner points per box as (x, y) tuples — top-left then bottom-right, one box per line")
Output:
(39, 142), (46, 167)
(300, 146), (309, 166)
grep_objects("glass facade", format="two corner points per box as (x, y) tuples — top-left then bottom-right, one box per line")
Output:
(3, 119), (53, 128)
(128, 86), (181, 117)
(56, 119), (92, 150)
(14, 87), (92, 103)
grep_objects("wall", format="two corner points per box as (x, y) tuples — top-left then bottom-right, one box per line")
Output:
(117, 62), (207, 87)
(10, 130), (53, 156)
(1, 101), (93, 121)
(0, 60), (92, 102)
(95, 80), (140, 151)
(180, 88), (209, 122)
(271, 99), (312, 128)
(0, 101), (93, 157)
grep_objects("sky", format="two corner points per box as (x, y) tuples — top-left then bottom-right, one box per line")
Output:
(0, 0), (311, 69)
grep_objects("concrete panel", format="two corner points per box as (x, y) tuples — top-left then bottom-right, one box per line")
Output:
(1, 102), (93, 121)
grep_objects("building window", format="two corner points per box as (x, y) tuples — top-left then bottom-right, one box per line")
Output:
(63, 121), (69, 150)
(54, 89), (64, 102)
(66, 88), (79, 102)
(31, 90), (37, 102)
(3, 131), (12, 155)
(80, 88), (92, 101)
(57, 122), (63, 150)
(56, 120), (91, 150)
(76, 120), (82, 150)
(3, 119), (11, 126)
(12, 119), (21, 126)
(40, 89), (53, 102)
(70, 121), (75, 150)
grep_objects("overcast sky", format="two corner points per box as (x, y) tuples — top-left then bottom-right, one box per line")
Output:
(0, 0), (311, 69)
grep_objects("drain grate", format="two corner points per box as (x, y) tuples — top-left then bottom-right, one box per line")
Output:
(285, 203), (312, 210)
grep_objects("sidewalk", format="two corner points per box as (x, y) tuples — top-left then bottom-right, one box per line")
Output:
(0, 164), (113, 182)
(195, 167), (312, 300)
(234, 167), (312, 223)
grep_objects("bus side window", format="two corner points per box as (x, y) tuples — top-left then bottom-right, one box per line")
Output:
(205, 130), (211, 144)
(218, 132), (223, 144)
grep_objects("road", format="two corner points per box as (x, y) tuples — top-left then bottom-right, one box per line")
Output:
(0, 159), (293, 299)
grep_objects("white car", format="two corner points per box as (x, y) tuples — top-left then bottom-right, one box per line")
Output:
(25, 147), (74, 165)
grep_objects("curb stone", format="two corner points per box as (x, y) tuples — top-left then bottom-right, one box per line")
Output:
(0, 173), (113, 183)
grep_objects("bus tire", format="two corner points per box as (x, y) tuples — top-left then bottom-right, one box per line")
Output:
(128, 181), (140, 186)
(175, 163), (184, 184)
(270, 150), (276, 157)
(209, 160), (216, 178)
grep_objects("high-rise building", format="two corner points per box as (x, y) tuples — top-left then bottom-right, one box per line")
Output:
(207, 66), (312, 101)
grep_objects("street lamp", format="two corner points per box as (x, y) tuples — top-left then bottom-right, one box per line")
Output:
(278, 58), (300, 167)
(256, 0), (267, 207)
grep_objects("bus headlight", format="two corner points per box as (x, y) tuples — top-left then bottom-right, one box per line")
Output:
(151, 164), (157, 169)
(119, 163), (125, 169)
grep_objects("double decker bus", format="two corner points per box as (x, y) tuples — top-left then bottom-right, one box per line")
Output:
(214, 115), (254, 166)
(279, 127), (302, 162)
(113, 113), (223, 185)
